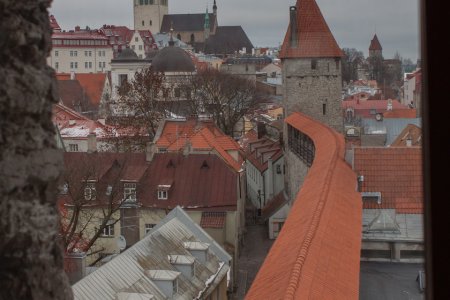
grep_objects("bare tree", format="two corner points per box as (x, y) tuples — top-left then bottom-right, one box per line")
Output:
(182, 68), (260, 136)
(59, 154), (133, 261)
(0, 0), (73, 298)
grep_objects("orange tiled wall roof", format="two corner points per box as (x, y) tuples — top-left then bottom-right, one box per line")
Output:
(246, 112), (362, 300)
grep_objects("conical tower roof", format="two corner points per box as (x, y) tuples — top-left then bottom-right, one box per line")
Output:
(280, 0), (343, 59)
(369, 34), (382, 51)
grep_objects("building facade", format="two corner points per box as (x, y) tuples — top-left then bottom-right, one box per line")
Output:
(48, 28), (114, 73)
(133, 0), (168, 34)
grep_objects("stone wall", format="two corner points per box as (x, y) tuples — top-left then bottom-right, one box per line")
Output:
(0, 1), (73, 298)
(282, 57), (343, 133)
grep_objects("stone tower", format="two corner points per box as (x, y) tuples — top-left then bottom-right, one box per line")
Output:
(134, 0), (168, 34)
(280, 0), (344, 133)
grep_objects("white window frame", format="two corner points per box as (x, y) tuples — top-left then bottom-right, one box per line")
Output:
(84, 182), (97, 201)
(124, 183), (137, 202)
(157, 190), (168, 200)
(145, 223), (156, 235)
(69, 144), (79, 152)
(100, 219), (115, 237)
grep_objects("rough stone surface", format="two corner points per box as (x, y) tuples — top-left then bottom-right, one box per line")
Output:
(0, 1), (73, 299)
(282, 57), (344, 133)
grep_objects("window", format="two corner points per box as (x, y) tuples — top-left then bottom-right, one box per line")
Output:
(70, 50), (73, 57)
(55, 62), (59, 70)
(106, 185), (113, 196)
(124, 183), (137, 202)
(276, 164), (282, 174)
(311, 59), (317, 70)
(139, 45), (143, 50)
(88, 62), (92, 68)
(322, 103), (327, 115)
(150, 20), (152, 26)
(74, 51), (77, 57)
(144, 0), (148, 4)
(89, 51), (92, 56)
(142, 20), (144, 26)
(135, 37), (138, 42)
(84, 182), (96, 200)
(55, 50), (58, 57)
(140, 0), (143, 4)
(118, 74), (128, 87)
(177, 34), (181, 40)
(69, 144), (79, 152)
(74, 62), (78, 69)
(158, 190), (168, 200)
(174, 88), (181, 98)
(173, 278), (178, 295)
(85, 62), (88, 68)
(84, 50), (88, 56)
(98, 51), (102, 56)
(99, 61), (102, 68)
(100, 220), (115, 237)
(145, 224), (156, 235)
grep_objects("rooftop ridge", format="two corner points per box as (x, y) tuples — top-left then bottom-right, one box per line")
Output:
(284, 117), (341, 299)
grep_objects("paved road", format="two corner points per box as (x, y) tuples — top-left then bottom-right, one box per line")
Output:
(233, 223), (275, 300)
(360, 262), (425, 300)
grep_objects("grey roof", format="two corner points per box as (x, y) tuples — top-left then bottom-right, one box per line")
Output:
(362, 209), (423, 242)
(153, 33), (188, 49)
(361, 118), (422, 145)
(161, 13), (216, 33)
(151, 45), (195, 72)
(72, 206), (231, 300)
(202, 26), (254, 55)
(114, 48), (139, 61)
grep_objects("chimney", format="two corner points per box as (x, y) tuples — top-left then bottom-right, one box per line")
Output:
(406, 134), (413, 147)
(70, 71), (76, 80)
(64, 252), (86, 284)
(289, 6), (298, 48)
(146, 142), (156, 162)
(87, 132), (97, 153)
(257, 122), (267, 139)
(75, 25), (81, 31)
(183, 140), (192, 156)
(387, 99), (393, 111)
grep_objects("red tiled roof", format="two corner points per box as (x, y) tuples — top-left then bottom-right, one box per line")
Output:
(246, 138), (283, 173)
(369, 34), (382, 51)
(200, 212), (227, 228)
(353, 147), (423, 214)
(60, 152), (238, 211)
(342, 99), (414, 119)
(383, 109), (417, 118)
(57, 73), (107, 107)
(73, 74), (107, 106)
(50, 15), (61, 32)
(53, 103), (89, 122)
(156, 120), (242, 171)
(279, 0), (343, 58)
(139, 153), (238, 210)
(246, 112), (362, 300)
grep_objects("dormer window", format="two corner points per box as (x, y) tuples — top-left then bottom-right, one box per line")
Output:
(158, 190), (168, 200)
(124, 183), (137, 202)
(84, 182), (96, 201)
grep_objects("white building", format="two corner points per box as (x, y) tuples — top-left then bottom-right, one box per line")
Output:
(402, 69), (421, 106)
(48, 27), (113, 74)
(245, 137), (284, 209)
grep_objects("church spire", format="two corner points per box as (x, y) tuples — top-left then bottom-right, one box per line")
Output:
(213, 0), (217, 16)
(204, 6), (210, 39)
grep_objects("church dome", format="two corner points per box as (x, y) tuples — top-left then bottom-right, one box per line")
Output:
(151, 44), (195, 73)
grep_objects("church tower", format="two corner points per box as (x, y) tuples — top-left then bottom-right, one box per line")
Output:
(281, 0), (343, 133)
(369, 34), (383, 58)
(133, 0), (168, 34)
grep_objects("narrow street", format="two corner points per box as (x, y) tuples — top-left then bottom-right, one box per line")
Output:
(233, 223), (275, 300)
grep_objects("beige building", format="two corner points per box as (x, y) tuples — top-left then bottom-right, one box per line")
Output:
(133, 0), (168, 34)
(48, 27), (114, 74)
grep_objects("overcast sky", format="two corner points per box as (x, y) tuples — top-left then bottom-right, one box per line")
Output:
(50, 0), (420, 61)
